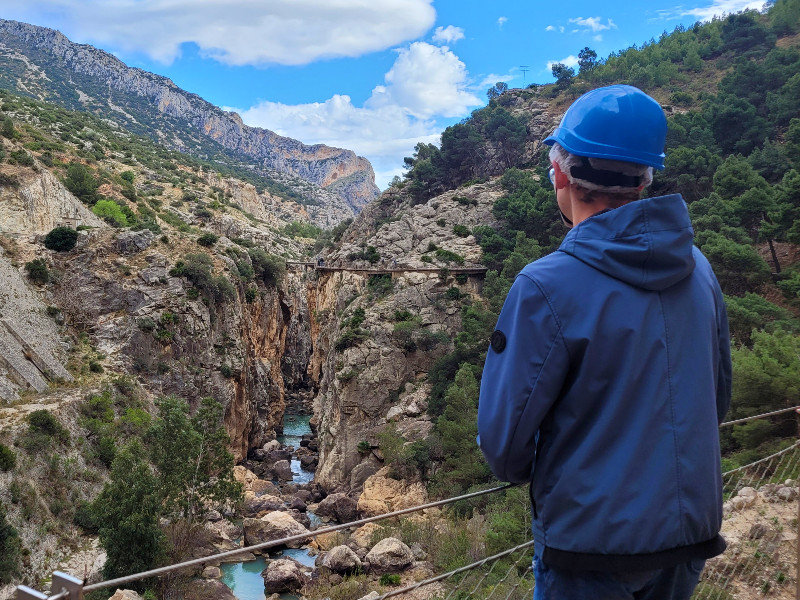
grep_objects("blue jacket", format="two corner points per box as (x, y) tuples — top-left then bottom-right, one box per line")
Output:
(477, 194), (731, 572)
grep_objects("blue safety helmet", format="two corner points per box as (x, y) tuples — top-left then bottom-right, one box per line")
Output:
(544, 85), (667, 169)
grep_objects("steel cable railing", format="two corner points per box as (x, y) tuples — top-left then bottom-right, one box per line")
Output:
(17, 406), (800, 599)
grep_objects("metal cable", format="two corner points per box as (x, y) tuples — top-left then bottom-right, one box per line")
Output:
(82, 482), (520, 592)
(719, 404), (800, 428)
(374, 540), (535, 600)
(722, 439), (800, 476)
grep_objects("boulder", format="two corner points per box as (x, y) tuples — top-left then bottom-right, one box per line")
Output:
(321, 545), (362, 574)
(263, 439), (282, 452)
(243, 511), (310, 548)
(350, 523), (382, 549)
(273, 459), (294, 481)
(182, 579), (237, 600)
(116, 229), (155, 254)
(365, 537), (415, 573)
(234, 465), (259, 489)
(357, 592), (381, 600)
(243, 493), (285, 518)
(289, 497), (307, 512)
(315, 493), (358, 523)
(262, 558), (308, 594)
(251, 479), (282, 496)
(299, 455), (318, 470)
(107, 591), (142, 600)
(357, 467), (427, 517)
(201, 566), (222, 578)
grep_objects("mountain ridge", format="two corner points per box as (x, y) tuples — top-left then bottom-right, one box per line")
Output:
(0, 18), (379, 224)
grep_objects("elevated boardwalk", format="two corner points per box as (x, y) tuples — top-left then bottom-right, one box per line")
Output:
(287, 261), (487, 276)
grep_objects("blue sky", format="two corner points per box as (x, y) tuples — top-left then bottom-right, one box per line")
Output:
(1, 0), (767, 189)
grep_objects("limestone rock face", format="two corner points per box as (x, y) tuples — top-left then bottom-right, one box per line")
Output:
(321, 545), (362, 574)
(357, 468), (428, 517)
(309, 180), (511, 492)
(261, 558), (308, 594)
(243, 511), (310, 549)
(0, 168), (106, 235)
(0, 19), (379, 223)
(365, 537), (415, 573)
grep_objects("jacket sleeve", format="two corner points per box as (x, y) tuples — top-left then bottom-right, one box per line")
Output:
(477, 273), (570, 484)
(715, 285), (732, 424)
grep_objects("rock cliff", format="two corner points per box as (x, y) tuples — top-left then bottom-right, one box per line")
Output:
(0, 19), (379, 224)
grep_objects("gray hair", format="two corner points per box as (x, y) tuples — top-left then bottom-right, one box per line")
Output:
(549, 143), (653, 193)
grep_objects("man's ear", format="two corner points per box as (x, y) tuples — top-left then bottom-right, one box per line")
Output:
(552, 162), (569, 190)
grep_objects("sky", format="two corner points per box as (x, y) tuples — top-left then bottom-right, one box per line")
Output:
(0, 0), (768, 190)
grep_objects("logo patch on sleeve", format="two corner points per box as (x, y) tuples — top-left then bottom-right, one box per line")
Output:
(490, 330), (507, 353)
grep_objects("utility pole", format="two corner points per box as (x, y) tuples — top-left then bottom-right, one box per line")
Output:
(519, 65), (530, 82)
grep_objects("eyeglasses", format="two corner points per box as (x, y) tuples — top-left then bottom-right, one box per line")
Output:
(548, 167), (556, 186)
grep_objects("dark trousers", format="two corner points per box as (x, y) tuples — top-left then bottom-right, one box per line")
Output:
(533, 554), (705, 600)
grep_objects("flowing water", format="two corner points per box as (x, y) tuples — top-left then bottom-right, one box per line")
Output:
(222, 413), (316, 600)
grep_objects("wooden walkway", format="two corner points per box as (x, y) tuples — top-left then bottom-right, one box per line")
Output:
(287, 261), (487, 276)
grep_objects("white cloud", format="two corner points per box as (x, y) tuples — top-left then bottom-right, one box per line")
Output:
(1, 0), (436, 66)
(546, 55), (580, 70)
(680, 0), (768, 20)
(545, 25), (556, 31)
(432, 25), (465, 44)
(233, 42), (482, 189)
(498, 16), (508, 28)
(593, 34), (604, 41)
(478, 73), (515, 88)
(368, 42), (481, 119)
(568, 16), (618, 32)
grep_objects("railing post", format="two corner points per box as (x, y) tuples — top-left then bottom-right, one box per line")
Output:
(52, 571), (83, 599)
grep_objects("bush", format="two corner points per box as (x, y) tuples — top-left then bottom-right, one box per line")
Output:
(335, 329), (369, 352)
(196, 232), (218, 247)
(8, 149), (33, 166)
(380, 574), (401, 586)
(367, 273), (393, 298)
(245, 287), (258, 303)
(435, 248), (465, 265)
(357, 441), (371, 454)
(248, 248), (286, 286)
(453, 224), (471, 237)
(92, 200), (129, 227)
(219, 364), (234, 378)
(136, 317), (156, 332)
(24, 258), (49, 284)
(0, 444), (15, 471)
(445, 287), (462, 300)
(43, 226), (78, 251)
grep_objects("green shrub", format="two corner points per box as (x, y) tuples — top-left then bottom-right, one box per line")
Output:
(92, 199), (129, 227)
(89, 360), (104, 373)
(435, 248), (465, 265)
(455, 273), (468, 284)
(445, 287), (462, 300)
(0, 444), (16, 471)
(393, 309), (414, 322)
(24, 258), (49, 284)
(120, 170), (135, 183)
(380, 574), (401, 586)
(347, 245), (381, 264)
(136, 317), (156, 332)
(335, 329), (369, 352)
(453, 224), (471, 237)
(248, 248), (286, 286)
(43, 226), (78, 251)
(196, 232), (218, 247)
(219, 364), (234, 378)
(454, 196), (477, 206)
(367, 273), (393, 298)
(357, 441), (371, 454)
(245, 287), (258, 303)
(8, 149), (33, 166)
(421, 255), (433, 263)
(437, 218), (447, 227)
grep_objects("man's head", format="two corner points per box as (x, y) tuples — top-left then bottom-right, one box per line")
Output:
(544, 85), (667, 226)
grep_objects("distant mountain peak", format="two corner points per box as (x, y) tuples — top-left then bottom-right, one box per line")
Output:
(0, 18), (379, 224)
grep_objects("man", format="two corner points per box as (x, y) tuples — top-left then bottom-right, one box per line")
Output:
(477, 85), (731, 600)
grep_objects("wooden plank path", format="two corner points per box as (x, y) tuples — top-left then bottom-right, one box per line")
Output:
(286, 261), (487, 276)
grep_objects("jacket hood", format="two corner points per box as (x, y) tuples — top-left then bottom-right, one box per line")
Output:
(558, 194), (695, 291)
